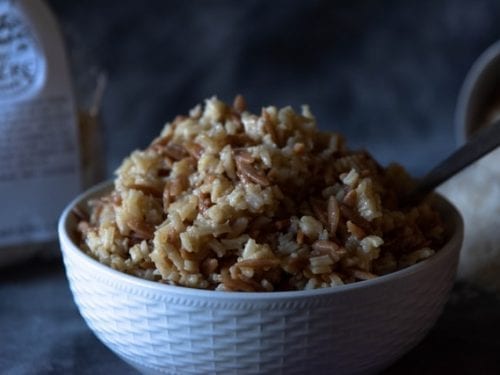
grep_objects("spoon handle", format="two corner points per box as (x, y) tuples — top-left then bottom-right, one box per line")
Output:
(406, 120), (500, 205)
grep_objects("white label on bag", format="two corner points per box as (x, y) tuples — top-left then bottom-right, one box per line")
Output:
(0, 7), (44, 98)
(0, 0), (81, 247)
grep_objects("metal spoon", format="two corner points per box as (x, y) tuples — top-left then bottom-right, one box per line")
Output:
(404, 119), (500, 205)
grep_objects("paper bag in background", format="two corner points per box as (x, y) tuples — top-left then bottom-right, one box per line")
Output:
(0, 0), (104, 265)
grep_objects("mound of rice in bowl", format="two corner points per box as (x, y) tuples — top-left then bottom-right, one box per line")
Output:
(75, 96), (445, 291)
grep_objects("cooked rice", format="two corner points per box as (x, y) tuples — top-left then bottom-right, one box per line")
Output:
(76, 96), (445, 291)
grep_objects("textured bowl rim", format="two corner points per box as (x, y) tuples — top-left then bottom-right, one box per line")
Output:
(58, 180), (463, 301)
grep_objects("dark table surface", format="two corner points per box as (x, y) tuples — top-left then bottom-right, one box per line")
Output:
(1, 253), (499, 375)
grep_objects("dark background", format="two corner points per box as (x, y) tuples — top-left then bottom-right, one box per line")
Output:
(48, 0), (500, 176)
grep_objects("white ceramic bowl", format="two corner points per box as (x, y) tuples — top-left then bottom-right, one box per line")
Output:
(455, 39), (500, 142)
(58, 182), (463, 375)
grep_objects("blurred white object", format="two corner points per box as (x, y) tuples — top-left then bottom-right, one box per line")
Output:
(439, 151), (499, 290)
(0, 0), (81, 264)
(59, 182), (463, 375)
(438, 40), (500, 292)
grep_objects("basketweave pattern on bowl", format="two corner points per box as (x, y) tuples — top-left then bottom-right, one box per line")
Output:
(59, 182), (462, 375)
(62, 246), (457, 375)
